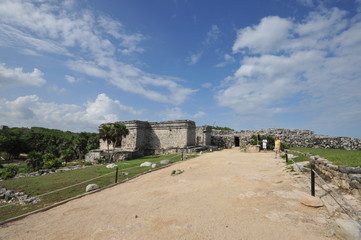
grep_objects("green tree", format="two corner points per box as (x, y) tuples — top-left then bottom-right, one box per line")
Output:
(110, 123), (129, 149)
(0, 129), (29, 162)
(27, 151), (43, 171)
(99, 123), (129, 162)
(61, 149), (74, 163)
(99, 124), (113, 162)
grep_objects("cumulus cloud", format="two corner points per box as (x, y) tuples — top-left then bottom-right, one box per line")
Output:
(0, 63), (46, 88)
(0, 94), (142, 132)
(232, 16), (292, 54)
(0, 0), (195, 105)
(217, 7), (361, 131)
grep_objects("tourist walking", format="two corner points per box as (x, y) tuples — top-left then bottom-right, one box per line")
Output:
(274, 136), (281, 158)
(262, 138), (267, 152)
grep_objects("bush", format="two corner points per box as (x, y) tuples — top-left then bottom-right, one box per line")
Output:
(96, 158), (105, 164)
(1, 165), (19, 179)
(83, 161), (93, 166)
(44, 158), (62, 169)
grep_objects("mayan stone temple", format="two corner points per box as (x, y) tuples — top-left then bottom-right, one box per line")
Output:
(87, 120), (212, 162)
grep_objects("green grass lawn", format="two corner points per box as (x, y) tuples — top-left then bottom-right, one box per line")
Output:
(284, 150), (309, 165)
(290, 147), (361, 167)
(0, 154), (193, 222)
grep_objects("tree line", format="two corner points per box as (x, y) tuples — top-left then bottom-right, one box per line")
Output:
(0, 127), (99, 172)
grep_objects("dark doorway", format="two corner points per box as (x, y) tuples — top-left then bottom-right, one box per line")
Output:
(234, 136), (240, 147)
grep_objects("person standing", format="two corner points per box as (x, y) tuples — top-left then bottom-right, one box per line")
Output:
(262, 138), (268, 153)
(274, 136), (281, 158)
(256, 131), (261, 152)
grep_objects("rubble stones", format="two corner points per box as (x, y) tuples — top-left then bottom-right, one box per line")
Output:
(0, 186), (38, 204)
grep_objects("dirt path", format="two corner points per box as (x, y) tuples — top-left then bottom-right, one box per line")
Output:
(0, 149), (338, 240)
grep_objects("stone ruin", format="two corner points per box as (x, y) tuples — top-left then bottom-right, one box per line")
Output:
(86, 120), (212, 162)
(85, 120), (361, 162)
(211, 128), (361, 151)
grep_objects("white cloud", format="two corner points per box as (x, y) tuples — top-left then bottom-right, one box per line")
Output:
(186, 51), (203, 65)
(0, 0), (195, 105)
(0, 94), (143, 132)
(215, 53), (235, 67)
(232, 16), (293, 54)
(65, 75), (77, 83)
(0, 63), (46, 88)
(217, 7), (361, 130)
(205, 25), (221, 45)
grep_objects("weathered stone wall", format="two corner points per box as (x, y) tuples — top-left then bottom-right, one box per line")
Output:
(211, 128), (361, 150)
(149, 120), (195, 149)
(99, 120), (196, 155)
(195, 126), (212, 146)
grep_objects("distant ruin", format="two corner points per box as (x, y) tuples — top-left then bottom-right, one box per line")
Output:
(85, 120), (361, 162)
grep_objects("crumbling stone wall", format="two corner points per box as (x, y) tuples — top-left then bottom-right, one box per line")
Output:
(211, 128), (361, 150)
(195, 126), (212, 146)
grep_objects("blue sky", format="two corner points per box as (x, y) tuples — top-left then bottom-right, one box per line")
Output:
(0, 0), (360, 138)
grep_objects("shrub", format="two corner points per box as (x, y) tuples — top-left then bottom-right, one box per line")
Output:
(96, 158), (105, 164)
(1, 165), (19, 179)
(44, 158), (62, 169)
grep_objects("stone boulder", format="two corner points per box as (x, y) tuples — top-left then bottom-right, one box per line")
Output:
(106, 163), (118, 169)
(86, 184), (100, 192)
(333, 219), (361, 240)
(140, 162), (152, 167)
(151, 163), (157, 168)
(160, 159), (171, 165)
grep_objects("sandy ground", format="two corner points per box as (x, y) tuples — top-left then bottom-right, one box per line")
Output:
(0, 149), (340, 240)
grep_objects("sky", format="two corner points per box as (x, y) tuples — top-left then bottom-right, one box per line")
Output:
(0, 0), (360, 138)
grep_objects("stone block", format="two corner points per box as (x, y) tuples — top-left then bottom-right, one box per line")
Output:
(86, 184), (99, 192)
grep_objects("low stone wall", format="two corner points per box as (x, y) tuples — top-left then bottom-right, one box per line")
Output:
(290, 150), (361, 197)
(211, 128), (361, 150)
(85, 150), (135, 162)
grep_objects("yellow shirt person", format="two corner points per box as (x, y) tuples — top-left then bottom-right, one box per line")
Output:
(274, 136), (281, 159)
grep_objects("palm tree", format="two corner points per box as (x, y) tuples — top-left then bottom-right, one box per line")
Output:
(110, 123), (129, 149)
(99, 123), (129, 162)
(110, 123), (129, 161)
(98, 124), (113, 162)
